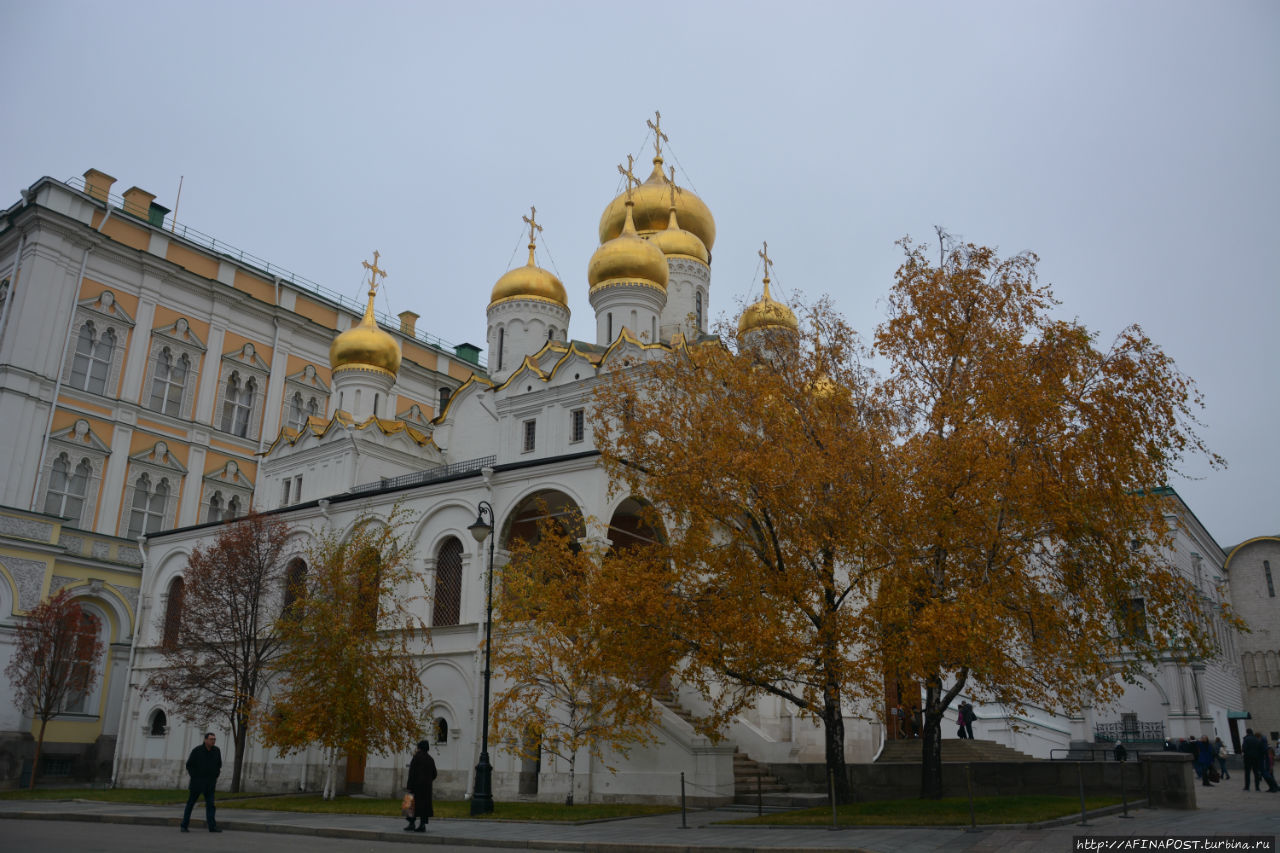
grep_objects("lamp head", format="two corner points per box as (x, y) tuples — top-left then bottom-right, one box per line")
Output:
(468, 508), (493, 544)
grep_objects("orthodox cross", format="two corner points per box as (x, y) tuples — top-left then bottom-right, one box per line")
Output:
(646, 110), (668, 160)
(759, 241), (774, 281)
(362, 250), (388, 294)
(667, 166), (682, 209)
(522, 205), (542, 247)
(617, 154), (640, 202)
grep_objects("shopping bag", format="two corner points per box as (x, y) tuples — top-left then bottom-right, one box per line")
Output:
(401, 792), (415, 818)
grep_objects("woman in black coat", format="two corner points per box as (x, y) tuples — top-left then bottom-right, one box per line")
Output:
(404, 740), (437, 832)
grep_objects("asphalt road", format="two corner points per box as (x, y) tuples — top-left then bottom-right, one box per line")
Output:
(2, 819), (524, 853)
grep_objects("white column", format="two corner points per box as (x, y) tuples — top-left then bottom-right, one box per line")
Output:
(178, 442), (208, 527)
(120, 298), (156, 405)
(99, 418), (135, 536)
(195, 324), (227, 426)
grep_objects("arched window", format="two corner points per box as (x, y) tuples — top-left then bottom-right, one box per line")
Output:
(438, 387), (451, 412)
(149, 347), (189, 417)
(695, 291), (704, 332)
(162, 576), (185, 648)
(433, 538), (463, 627)
(288, 391), (305, 431)
(434, 716), (449, 744)
(70, 322), (116, 395)
(307, 396), (320, 419)
(207, 492), (224, 523)
(127, 474), (169, 538)
(496, 327), (505, 372)
(149, 708), (168, 736)
(44, 453), (91, 523)
(226, 495), (241, 519)
(221, 372), (256, 437)
(282, 557), (307, 616)
(353, 546), (382, 633)
(62, 608), (101, 714)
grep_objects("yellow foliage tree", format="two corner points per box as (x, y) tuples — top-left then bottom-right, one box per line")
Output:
(870, 230), (1231, 797)
(491, 514), (674, 805)
(262, 507), (427, 799)
(589, 303), (893, 804)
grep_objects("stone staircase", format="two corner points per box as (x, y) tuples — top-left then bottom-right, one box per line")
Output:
(733, 750), (791, 804)
(651, 686), (697, 727)
(877, 738), (1038, 763)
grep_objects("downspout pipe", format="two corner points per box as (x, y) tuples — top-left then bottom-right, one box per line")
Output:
(31, 204), (114, 510)
(110, 532), (147, 787)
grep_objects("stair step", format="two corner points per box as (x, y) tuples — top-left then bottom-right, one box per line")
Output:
(876, 738), (1038, 763)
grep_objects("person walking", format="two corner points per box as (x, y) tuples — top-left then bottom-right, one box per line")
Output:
(956, 704), (968, 738)
(403, 740), (437, 832)
(1195, 735), (1215, 786)
(1261, 738), (1280, 793)
(1242, 729), (1265, 791)
(960, 701), (976, 739)
(1215, 737), (1231, 781)
(180, 732), (222, 833)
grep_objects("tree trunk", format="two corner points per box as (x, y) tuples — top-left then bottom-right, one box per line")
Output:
(324, 749), (337, 800)
(919, 680), (944, 799)
(566, 754), (575, 806)
(822, 684), (851, 805)
(30, 717), (49, 790)
(231, 722), (247, 793)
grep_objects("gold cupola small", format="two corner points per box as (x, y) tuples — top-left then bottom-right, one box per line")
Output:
(588, 155), (670, 291)
(490, 206), (567, 308)
(330, 251), (402, 377)
(598, 111), (716, 252)
(649, 166), (709, 264)
(738, 242), (798, 337)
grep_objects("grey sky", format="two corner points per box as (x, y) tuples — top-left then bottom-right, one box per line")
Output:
(3, 0), (1275, 547)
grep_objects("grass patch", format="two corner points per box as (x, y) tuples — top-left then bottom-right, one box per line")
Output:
(722, 795), (1122, 827)
(0, 788), (261, 804)
(222, 794), (676, 821)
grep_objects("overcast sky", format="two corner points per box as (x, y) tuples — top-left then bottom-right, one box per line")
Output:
(3, 0), (1275, 548)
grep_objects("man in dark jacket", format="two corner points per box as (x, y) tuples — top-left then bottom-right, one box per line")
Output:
(1242, 729), (1265, 791)
(404, 740), (437, 832)
(181, 732), (222, 832)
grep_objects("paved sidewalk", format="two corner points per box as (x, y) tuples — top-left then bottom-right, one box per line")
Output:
(2, 781), (1277, 852)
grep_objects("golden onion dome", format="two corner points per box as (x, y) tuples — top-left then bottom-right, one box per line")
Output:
(599, 157), (716, 251)
(738, 278), (798, 337)
(330, 287), (402, 377)
(588, 201), (669, 291)
(490, 242), (567, 308)
(649, 207), (709, 264)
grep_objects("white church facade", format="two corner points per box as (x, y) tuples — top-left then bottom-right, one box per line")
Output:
(87, 121), (1249, 800)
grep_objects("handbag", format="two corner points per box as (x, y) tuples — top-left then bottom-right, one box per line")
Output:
(401, 792), (415, 818)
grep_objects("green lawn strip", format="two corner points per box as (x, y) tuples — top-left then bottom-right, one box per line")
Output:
(0, 788), (262, 804)
(222, 794), (677, 822)
(721, 795), (1122, 827)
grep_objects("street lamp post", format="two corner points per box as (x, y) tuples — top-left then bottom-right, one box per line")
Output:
(468, 500), (496, 815)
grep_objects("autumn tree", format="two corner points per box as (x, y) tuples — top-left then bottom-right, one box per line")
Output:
(589, 301), (894, 804)
(492, 514), (673, 805)
(262, 507), (427, 799)
(146, 511), (292, 792)
(5, 590), (104, 788)
(871, 230), (1228, 797)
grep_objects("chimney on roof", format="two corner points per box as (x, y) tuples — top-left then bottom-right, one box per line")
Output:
(122, 186), (156, 220)
(83, 169), (116, 202)
(398, 311), (419, 337)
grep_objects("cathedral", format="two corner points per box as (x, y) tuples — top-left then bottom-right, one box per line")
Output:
(1, 116), (1256, 798)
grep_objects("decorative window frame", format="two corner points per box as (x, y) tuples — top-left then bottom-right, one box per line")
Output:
(397, 403), (433, 431)
(61, 291), (134, 398)
(119, 441), (187, 538)
(217, 343), (270, 440)
(282, 364), (330, 432)
(142, 318), (205, 420)
(202, 459), (253, 523)
(39, 419), (110, 529)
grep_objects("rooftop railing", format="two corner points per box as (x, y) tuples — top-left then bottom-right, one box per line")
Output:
(350, 455), (496, 495)
(59, 175), (485, 368)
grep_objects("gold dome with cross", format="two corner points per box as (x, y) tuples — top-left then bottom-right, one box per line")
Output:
(330, 251), (403, 377)
(738, 242), (798, 336)
(598, 112), (716, 252)
(490, 206), (568, 308)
